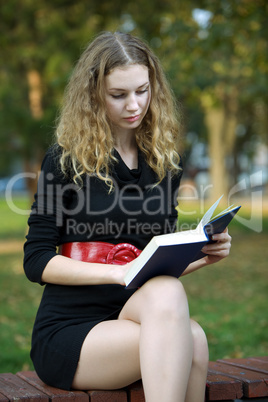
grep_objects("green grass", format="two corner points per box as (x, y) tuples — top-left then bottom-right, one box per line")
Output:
(181, 231), (268, 360)
(0, 196), (30, 240)
(0, 252), (43, 372)
(0, 196), (267, 373)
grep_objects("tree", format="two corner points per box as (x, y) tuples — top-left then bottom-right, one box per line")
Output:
(1, 0), (267, 201)
(0, 0), (118, 196)
(159, 0), (268, 199)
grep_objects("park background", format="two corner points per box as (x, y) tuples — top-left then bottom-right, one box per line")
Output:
(0, 0), (267, 373)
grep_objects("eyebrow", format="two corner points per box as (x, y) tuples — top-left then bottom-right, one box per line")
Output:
(108, 82), (149, 91)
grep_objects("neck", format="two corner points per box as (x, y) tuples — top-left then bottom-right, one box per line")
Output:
(113, 133), (138, 170)
(113, 128), (137, 154)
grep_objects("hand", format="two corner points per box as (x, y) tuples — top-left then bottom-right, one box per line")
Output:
(109, 260), (135, 286)
(201, 228), (232, 266)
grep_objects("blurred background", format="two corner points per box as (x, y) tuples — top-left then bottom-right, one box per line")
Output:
(0, 0), (267, 373)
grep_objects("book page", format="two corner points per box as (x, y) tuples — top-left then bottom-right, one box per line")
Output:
(155, 229), (207, 246)
(197, 195), (223, 229)
(211, 204), (237, 220)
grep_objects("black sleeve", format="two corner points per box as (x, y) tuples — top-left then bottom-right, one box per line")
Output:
(23, 147), (73, 285)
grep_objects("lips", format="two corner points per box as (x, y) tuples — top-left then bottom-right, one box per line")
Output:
(124, 115), (140, 122)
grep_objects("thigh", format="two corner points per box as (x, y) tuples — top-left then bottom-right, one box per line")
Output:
(72, 319), (141, 390)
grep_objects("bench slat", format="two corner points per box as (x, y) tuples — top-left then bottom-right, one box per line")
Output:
(17, 371), (88, 401)
(127, 381), (145, 402)
(233, 399), (268, 402)
(87, 389), (127, 401)
(0, 357), (266, 401)
(0, 391), (9, 402)
(208, 361), (268, 398)
(217, 357), (268, 375)
(206, 371), (243, 401)
(0, 373), (48, 401)
(253, 357), (268, 363)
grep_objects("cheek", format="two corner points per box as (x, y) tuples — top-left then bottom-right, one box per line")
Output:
(105, 100), (119, 119)
(143, 92), (151, 112)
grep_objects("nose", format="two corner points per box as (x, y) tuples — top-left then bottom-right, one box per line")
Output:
(126, 93), (139, 111)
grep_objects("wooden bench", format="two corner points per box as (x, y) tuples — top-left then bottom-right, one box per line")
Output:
(0, 357), (267, 401)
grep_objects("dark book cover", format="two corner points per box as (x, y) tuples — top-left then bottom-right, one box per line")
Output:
(124, 198), (241, 289)
(126, 241), (207, 289)
(193, 206), (241, 261)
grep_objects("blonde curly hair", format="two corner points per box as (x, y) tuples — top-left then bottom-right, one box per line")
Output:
(56, 31), (182, 191)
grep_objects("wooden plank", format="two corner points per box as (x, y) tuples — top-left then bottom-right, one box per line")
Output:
(127, 381), (145, 402)
(87, 389), (127, 401)
(0, 391), (8, 402)
(252, 357), (268, 363)
(208, 361), (268, 398)
(217, 357), (268, 375)
(233, 399), (268, 402)
(17, 371), (88, 401)
(0, 372), (48, 401)
(206, 370), (243, 401)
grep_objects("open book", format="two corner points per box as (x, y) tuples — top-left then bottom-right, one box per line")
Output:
(124, 196), (241, 289)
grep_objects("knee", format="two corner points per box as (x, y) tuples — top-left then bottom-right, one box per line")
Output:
(191, 320), (209, 369)
(141, 276), (189, 321)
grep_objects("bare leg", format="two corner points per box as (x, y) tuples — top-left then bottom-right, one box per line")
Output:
(72, 319), (141, 389)
(72, 276), (207, 402)
(185, 320), (209, 402)
(119, 276), (193, 402)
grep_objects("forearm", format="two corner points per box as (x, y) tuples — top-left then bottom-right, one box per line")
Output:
(181, 257), (208, 276)
(41, 255), (127, 286)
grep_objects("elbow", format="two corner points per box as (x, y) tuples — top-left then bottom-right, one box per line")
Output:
(23, 258), (41, 284)
(23, 250), (57, 285)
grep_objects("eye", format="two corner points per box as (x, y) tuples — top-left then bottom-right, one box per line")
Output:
(136, 88), (149, 95)
(111, 94), (125, 99)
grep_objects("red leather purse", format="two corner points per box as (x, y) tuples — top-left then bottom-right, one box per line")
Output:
(59, 241), (141, 265)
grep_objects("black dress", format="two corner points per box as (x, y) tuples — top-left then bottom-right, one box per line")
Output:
(23, 146), (182, 390)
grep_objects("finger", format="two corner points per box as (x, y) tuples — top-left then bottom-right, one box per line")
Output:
(202, 239), (232, 253)
(211, 232), (232, 243)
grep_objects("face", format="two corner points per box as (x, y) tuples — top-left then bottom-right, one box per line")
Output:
(104, 64), (151, 136)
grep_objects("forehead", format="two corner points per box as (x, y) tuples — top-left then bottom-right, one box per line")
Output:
(105, 64), (149, 90)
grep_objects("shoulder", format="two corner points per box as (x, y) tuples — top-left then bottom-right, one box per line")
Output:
(40, 145), (68, 183)
(41, 144), (61, 168)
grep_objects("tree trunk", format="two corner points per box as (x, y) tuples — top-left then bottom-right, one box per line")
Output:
(27, 70), (43, 119)
(203, 106), (229, 202)
(25, 69), (43, 200)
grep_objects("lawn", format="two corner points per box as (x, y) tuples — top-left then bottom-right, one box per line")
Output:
(0, 195), (267, 373)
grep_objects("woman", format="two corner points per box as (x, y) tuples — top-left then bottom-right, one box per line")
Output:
(24, 31), (231, 402)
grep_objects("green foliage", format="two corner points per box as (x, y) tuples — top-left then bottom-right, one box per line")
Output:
(0, 0), (267, 192)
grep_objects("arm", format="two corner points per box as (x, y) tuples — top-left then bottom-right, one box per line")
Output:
(41, 255), (129, 286)
(23, 148), (128, 287)
(181, 228), (232, 276)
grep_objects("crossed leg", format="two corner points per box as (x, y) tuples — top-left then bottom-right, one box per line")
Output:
(72, 276), (208, 402)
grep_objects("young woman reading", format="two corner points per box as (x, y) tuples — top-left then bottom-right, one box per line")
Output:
(24, 31), (231, 402)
